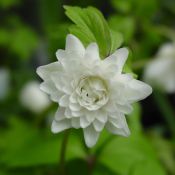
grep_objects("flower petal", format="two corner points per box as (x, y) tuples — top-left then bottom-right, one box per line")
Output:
(84, 43), (100, 62)
(71, 118), (80, 129)
(40, 81), (63, 102)
(104, 48), (129, 73)
(80, 117), (90, 128)
(36, 62), (60, 80)
(69, 102), (82, 111)
(126, 79), (152, 102)
(83, 125), (100, 147)
(65, 34), (85, 57)
(93, 120), (105, 132)
(51, 119), (71, 133)
(54, 108), (66, 121)
(59, 95), (69, 107)
(116, 103), (133, 114)
(106, 116), (130, 136)
(96, 111), (108, 123)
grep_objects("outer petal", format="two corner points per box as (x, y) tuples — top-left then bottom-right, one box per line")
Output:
(36, 62), (60, 80)
(84, 43), (100, 62)
(106, 116), (130, 136)
(54, 108), (66, 121)
(93, 120), (105, 132)
(126, 79), (152, 103)
(80, 117), (90, 128)
(40, 81), (63, 102)
(59, 95), (70, 107)
(71, 118), (80, 129)
(104, 48), (129, 73)
(83, 125), (100, 147)
(51, 119), (71, 133)
(65, 34), (85, 57)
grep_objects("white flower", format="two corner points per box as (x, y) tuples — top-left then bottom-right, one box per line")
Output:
(0, 68), (10, 100)
(20, 81), (51, 113)
(144, 43), (175, 93)
(37, 34), (152, 147)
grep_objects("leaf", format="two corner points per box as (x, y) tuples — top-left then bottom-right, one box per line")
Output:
(99, 134), (166, 175)
(110, 30), (123, 54)
(1, 118), (86, 168)
(132, 160), (166, 175)
(128, 103), (142, 134)
(64, 6), (123, 58)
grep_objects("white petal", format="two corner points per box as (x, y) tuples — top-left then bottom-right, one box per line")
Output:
(126, 79), (152, 102)
(93, 120), (105, 132)
(69, 92), (78, 103)
(104, 48), (129, 73)
(51, 72), (72, 94)
(71, 118), (80, 129)
(104, 101), (117, 113)
(64, 108), (72, 118)
(71, 110), (84, 117)
(69, 102), (82, 111)
(59, 95), (69, 107)
(65, 34), (85, 57)
(40, 81), (57, 94)
(40, 81), (63, 102)
(80, 117), (90, 128)
(96, 111), (108, 123)
(83, 125), (100, 147)
(116, 103), (133, 114)
(51, 119), (71, 133)
(36, 62), (60, 80)
(85, 111), (96, 123)
(84, 43), (100, 61)
(54, 108), (66, 121)
(106, 116), (130, 136)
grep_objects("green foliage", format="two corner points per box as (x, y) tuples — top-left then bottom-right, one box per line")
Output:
(0, 118), (86, 168)
(1, 0), (175, 174)
(111, 0), (159, 19)
(64, 6), (123, 58)
(0, 0), (20, 9)
(109, 16), (135, 42)
(0, 18), (38, 60)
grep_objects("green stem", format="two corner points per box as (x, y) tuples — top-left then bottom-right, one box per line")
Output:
(153, 91), (175, 138)
(59, 129), (70, 175)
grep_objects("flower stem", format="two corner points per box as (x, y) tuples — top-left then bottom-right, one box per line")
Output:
(59, 129), (70, 175)
(153, 91), (175, 138)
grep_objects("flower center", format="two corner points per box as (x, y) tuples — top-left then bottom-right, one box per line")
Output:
(76, 76), (109, 111)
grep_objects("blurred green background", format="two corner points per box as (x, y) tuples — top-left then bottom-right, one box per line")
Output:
(0, 0), (175, 175)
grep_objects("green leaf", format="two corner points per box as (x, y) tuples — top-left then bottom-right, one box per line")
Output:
(128, 103), (142, 134)
(99, 134), (166, 175)
(110, 30), (123, 54)
(64, 6), (123, 58)
(132, 160), (166, 175)
(1, 118), (86, 167)
(149, 132), (175, 174)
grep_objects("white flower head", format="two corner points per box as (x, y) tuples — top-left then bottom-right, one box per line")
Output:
(20, 81), (51, 113)
(37, 34), (152, 147)
(144, 43), (175, 93)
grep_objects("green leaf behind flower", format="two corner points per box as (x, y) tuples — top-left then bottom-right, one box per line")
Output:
(64, 6), (123, 59)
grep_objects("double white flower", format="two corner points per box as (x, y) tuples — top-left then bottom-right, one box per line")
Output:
(144, 43), (175, 93)
(37, 34), (152, 147)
